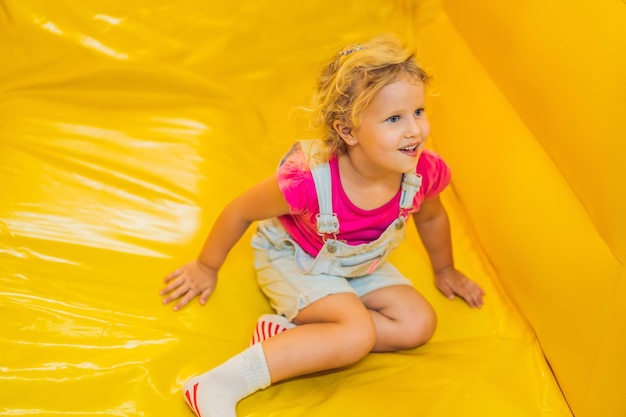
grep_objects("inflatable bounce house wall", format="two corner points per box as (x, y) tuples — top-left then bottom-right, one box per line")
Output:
(1, 0), (624, 416)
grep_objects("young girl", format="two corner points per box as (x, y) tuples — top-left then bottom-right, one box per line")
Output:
(160, 35), (485, 417)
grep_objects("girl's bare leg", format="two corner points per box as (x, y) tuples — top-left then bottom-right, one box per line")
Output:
(360, 285), (437, 352)
(261, 286), (435, 382)
(182, 288), (433, 416)
(262, 292), (376, 382)
(182, 292), (376, 417)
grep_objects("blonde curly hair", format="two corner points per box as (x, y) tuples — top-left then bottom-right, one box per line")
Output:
(310, 35), (431, 159)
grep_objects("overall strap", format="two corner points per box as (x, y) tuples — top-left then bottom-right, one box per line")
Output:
(310, 162), (339, 238)
(399, 172), (422, 217)
(298, 140), (339, 238)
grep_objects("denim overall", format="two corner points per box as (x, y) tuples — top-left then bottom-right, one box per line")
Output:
(251, 141), (422, 319)
(305, 158), (422, 277)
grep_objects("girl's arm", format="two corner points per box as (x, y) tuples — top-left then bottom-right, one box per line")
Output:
(160, 175), (291, 311)
(412, 196), (484, 308)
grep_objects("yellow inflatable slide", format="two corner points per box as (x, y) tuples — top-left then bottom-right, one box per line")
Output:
(1, 1), (624, 416)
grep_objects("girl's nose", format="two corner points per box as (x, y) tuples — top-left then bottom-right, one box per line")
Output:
(406, 118), (422, 138)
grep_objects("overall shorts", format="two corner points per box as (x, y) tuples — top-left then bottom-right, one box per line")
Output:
(251, 154), (423, 321)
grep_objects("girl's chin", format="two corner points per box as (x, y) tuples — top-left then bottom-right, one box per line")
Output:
(401, 150), (422, 166)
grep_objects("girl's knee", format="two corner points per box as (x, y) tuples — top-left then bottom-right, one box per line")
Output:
(347, 314), (377, 357)
(330, 309), (377, 364)
(294, 293), (376, 364)
(403, 304), (437, 348)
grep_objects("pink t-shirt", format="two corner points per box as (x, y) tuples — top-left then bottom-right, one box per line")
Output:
(276, 142), (451, 256)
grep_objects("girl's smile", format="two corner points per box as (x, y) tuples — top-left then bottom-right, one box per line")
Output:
(342, 75), (430, 178)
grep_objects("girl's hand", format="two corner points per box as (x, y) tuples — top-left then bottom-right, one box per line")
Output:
(434, 267), (485, 308)
(160, 260), (218, 311)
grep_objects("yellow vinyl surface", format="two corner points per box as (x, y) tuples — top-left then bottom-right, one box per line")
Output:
(1, 1), (624, 416)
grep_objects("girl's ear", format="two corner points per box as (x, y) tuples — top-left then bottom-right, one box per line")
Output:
(332, 120), (357, 145)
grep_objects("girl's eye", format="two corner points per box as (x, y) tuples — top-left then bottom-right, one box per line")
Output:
(414, 108), (424, 117)
(387, 115), (400, 123)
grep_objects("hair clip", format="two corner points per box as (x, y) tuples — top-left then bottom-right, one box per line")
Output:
(338, 45), (363, 57)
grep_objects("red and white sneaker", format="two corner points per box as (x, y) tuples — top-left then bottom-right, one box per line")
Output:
(250, 314), (295, 346)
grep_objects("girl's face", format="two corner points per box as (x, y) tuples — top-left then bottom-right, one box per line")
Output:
(350, 76), (430, 175)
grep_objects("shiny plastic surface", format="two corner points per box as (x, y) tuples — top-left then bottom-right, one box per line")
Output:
(426, 1), (626, 416)
(0, 1), (578, 416)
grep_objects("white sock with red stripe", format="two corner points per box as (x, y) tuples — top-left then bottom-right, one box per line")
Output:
(182, 343), (271, 417)
(250, 314), (296, 346)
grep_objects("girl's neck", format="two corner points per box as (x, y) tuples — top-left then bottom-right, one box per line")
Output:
(336, 153), (403, 211)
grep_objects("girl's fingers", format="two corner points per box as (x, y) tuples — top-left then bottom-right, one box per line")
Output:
(199, 287), (213, 305)
(465, 286), (478, 307)
(164, 268), (183, 283)
(161, 280), (188, 304)
(468, 285), (484, 308)
(436, 273), (485, 308)
(450, 279), (484, 308)
(174, 290), (198, 311)
(438, 281), (455, 300)
(166, 287), (188, 305)
(161, 262), (217, 311)
(160, 275), (184, 296)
